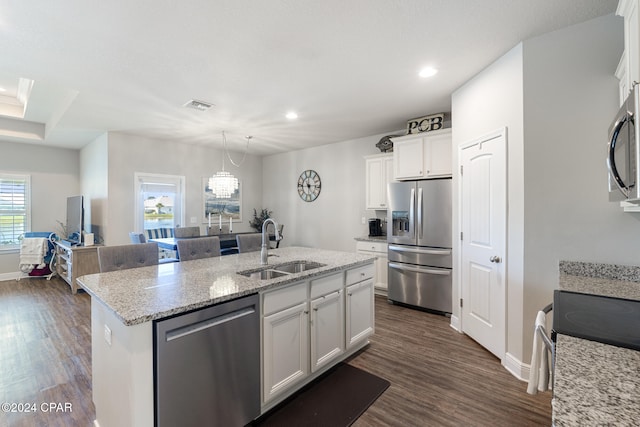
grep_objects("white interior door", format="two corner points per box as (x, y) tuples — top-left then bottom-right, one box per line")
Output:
(460, 129), (507, 359)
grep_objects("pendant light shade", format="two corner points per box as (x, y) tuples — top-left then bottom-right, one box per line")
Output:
(208, 170), (238, 199)
(208, 131), (250, 198)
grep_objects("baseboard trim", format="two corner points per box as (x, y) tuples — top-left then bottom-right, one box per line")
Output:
(449, 314), (461, 332)
(0, 271), (21, 281)
(503, 352), (529, 382)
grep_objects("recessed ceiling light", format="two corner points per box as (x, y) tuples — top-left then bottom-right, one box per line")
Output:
(419, 67), (438, 78)
(286, 111), (298, 120)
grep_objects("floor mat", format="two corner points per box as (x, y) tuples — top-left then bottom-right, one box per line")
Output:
(254, 363), (390, 427)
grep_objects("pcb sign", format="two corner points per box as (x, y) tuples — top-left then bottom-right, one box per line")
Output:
(406, 113), (444, 135)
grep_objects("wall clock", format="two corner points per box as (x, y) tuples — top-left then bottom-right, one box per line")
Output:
(297, 170), (321, 202)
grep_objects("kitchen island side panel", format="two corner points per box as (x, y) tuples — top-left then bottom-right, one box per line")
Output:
(92, 298), (153, 427)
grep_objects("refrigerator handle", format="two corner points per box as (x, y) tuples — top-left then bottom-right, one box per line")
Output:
(417, 187), (423, 240)
(388, 245), (451, 256)
(388, 262), (451, 276)
(409, 187), (415, 238)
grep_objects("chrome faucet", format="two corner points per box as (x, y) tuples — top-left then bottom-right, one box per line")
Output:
(261, 218), (281, 265)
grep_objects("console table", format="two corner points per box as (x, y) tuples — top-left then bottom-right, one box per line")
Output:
(55, 242), (101, 294)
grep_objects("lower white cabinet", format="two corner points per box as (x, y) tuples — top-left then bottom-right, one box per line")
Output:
(356, 241), (388, 295)
(346, 280), (375, 349)
(263, 300), (309, 403)
(260, 264), (374, 408)
(310, 290), (345, 372)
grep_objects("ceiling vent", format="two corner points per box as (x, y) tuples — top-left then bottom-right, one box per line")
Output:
(183, 99), (214, 111)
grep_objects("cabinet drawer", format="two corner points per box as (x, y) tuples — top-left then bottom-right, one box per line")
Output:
(263, 282), (308, 316)
(345, 264), (374, 286)
(310, 272), (343, 299)
(356, 241), (387, 253)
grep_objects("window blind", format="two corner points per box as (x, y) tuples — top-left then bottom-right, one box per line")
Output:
(0, 174), (30, 248)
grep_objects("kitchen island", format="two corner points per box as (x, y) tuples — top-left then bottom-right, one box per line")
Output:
(78, 246), (376, 427)
(553, 261), (640, 426)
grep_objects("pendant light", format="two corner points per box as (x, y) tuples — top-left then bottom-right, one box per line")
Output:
(208, 131), (251, 198)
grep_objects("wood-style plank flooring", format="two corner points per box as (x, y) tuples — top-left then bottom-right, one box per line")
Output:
(0, 277), (551, 426)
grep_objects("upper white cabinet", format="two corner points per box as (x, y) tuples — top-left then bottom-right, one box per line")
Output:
(617, 0), (640, 104)
(392, 128), (452, 180)
(365, 154), (394, 210)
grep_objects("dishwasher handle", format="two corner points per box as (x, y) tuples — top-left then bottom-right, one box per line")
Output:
(166, 306), (256, 342)
(388, 262), (451, 276)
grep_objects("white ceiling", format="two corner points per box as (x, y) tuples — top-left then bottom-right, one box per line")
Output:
(0, 0), (618, 156)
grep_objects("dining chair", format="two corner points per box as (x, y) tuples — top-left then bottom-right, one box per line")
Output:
(176, 236), (221, 261)
(236, 233), (263, 253)
(97, 243), (159, 273)
(129, 232), (146, 244)
(174, 226), (201, 238)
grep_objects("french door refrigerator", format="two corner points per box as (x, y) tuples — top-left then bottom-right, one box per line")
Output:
(387, 178), (452, 313)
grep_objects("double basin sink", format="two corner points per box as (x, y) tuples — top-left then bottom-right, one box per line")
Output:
(238, 261), (326, 280)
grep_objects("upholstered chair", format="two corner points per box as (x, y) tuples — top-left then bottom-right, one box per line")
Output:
(236, 233), (263, 253)
(176, 236), (221, 261)
(128, 232), (146, 244)
(174, 226), (201, 238)
(98, 243), (159, 273)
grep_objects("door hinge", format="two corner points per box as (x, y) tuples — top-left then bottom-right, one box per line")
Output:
(460, 165), (463, 175)
(460, 298), (463, 308)
(460, 231), (463, 241)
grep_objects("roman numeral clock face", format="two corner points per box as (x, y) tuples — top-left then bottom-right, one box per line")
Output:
(297, 170), (321, 202)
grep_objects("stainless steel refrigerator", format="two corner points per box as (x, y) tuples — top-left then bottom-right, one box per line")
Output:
(387, 178), (452, 313)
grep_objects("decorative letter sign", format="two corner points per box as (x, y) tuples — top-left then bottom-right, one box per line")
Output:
(406, 113), (445, 135)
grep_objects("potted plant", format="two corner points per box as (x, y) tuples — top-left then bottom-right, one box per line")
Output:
(249, 208), (273, 232)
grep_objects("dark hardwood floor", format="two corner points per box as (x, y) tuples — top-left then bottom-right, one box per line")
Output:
(0, 277), (551, 427)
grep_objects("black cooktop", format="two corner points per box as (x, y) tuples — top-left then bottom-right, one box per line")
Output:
(552, 290), (640, 351)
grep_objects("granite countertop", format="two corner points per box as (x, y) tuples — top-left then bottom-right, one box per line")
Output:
(553, 261), (640, 426)
(354, 236), (387, 243)
(77, 246), (375, 326)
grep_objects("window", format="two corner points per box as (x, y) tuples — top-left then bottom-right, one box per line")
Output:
(134, 173), (185, 237)
(0, 174), (31, 250)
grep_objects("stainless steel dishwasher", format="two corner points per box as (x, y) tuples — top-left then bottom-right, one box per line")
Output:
(154, 294), (260, 427)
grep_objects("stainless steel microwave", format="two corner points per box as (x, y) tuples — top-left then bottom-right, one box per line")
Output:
(608, 83), (640, 202)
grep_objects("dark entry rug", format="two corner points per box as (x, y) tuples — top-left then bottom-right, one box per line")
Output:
(253, 363), (390, 427)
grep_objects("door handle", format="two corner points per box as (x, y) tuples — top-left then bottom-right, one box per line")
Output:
(490, 256), (502, 263)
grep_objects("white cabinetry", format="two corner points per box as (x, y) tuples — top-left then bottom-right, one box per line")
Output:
(262, 283), (309, 404)
(392, 128), (452, 180)
(345, 264), (375, 349)
(356, 241), (388, 295)
(260, 264), (374, 409)
(617, 0), (640, 104)
(365, 154), (394, 210)
(310, 273), (345, 372)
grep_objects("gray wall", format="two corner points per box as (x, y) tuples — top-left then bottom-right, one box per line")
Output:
(0, 141), (79, 278)
(522, 15), (627, 353)
(451, 43), (526, 362)
(101, 133), (264, 246)
(80, 133), (109, 243)
(262, 131), (396, 252)
(452, 13), (624, 370)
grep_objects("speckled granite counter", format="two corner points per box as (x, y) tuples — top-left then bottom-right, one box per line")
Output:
(354, 235), (387, 243)
(553, 261), (640, 426)
(77, 246), (375, 326)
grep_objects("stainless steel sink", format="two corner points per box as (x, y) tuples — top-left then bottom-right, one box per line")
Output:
(242, 269), (290, 280)
(271, 261), (326, 274)
(237, 261), (326, 280)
